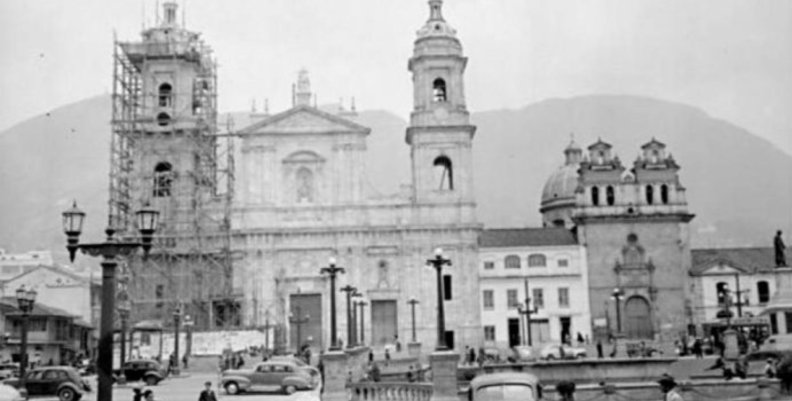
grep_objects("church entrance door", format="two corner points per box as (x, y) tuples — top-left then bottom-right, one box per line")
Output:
(371, 300), (398, 346)
(289, 294), (322, 352)
(624, 296), (653, 339)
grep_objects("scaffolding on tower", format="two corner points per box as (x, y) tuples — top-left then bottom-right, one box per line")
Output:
(109, 26), (239, 330)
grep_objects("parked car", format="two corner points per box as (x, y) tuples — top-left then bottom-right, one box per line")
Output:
(0, 363), (19, 380)
(539, 344), (586, 360)
(2, 366), (90, 401)
(114, 359), (168, 385)
(468, 372), (542, 401)
(268, 356), (320, 375)
(511, 346), (536, 362)
(220, 360), (319, 395)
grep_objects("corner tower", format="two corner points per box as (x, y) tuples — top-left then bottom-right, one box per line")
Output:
(407, 0), (476, 205)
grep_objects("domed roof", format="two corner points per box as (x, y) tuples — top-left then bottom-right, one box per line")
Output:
(540, 163), (580, 210)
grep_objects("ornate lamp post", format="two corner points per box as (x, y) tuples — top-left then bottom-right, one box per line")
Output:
(116, 296), (131, 383)
(408, 298), (419, 343)
(357, 299), (368, 346)
(611, 288), (624, 334)
(183, 314), (194, 369)
(15, 285), (36, 386)
(172, 305), (182, 376)
(518, 302), (539, 346)
(426, 248), (451, 350)
(62, 201), (159, 401)
(289, 306), (310, 351)
(340, 285), (358, 349)
(320, 258), (345, 350)
(351, 291), (362, 346)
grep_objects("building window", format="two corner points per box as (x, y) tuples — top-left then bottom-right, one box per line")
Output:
(433, 156), (454, 190)
(758, 281), (770, 304)
(504, 255), (521, 269)
(528, 254), (546, 267)
(557, 259), (569, 268)
(716, 282), (728, 305)
(532, 288), (544, 308)
(433, 78), (447, 102)
(296, 167), (314, 203)
(785, 313), (792, 334)
(483, 261), (495, 270)
(443, 274), (452, 300)
(591, 186), (599, 206)
(558, 287), (570, 308)
(156, 112), (171, 127)
(158, 83), (173, 107)
(483, 290), (494, 310)
(484, 326), (495, 341)
(661, 184), (669, 204)
(646, 185), (654, 205)
(155, 284), (164, 308)
(606, 185), (615, 206)
(507, 289), (519, 309)
(153, 162), (173, 197)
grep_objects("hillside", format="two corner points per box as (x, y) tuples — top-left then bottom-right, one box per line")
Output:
(1, 94), (790, 262)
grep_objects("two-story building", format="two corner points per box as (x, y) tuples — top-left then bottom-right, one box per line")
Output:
(478, 228), (591, 349)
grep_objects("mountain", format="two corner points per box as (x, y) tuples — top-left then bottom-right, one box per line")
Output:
(1, 94), (790, 262)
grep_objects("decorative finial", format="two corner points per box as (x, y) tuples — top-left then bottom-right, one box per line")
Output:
(295, 69), (312, 107)
(350, 97), (356, 112)
(428, 0), (444, 21)
(251, 98), (257, 113)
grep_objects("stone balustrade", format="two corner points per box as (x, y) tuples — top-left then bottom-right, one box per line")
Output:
(348, 382), (433, 401)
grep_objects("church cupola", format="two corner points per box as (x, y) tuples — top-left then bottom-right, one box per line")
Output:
(162, 2), (179, 27)
(293, 69), (312, 107)
(564, 138), (583, 165)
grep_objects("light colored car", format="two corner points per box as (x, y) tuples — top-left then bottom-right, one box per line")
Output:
(220, 360), (319, 395)
(468, 372), (541, 401)
(511, 346), (536, 362)
(540, 344), (586, 360)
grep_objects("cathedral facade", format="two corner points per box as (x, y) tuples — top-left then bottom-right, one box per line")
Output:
(230, 0), (482, 351)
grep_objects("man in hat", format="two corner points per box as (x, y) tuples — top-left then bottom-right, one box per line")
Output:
(199, 381), (218, 401)
(658, 375), (684, 401)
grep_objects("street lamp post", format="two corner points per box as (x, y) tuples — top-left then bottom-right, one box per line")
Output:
(172, 306), (182, 376)
(408, 298), (419, 343)
(117, 297), (131, 384)
(289, 306), (310, 351)
(351, 291), (362, 346)
(340, 285), (358, 349)
(62, 201), (159, 401)
(426, 248), (451, 350)
(183, 314), (194, 370)
(320, 258), (345, 351)
(611, 288), (624, 334)
(15, 285), (37, 387)
(358, 300), (367, 346)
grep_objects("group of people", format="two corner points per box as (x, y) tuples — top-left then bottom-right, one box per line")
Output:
(131, 380), (219, 401)
(218, 351), (245, 372)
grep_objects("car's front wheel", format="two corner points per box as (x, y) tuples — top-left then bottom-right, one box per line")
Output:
(225, 382), (240, 395)
(546, 355), (555, 361)
(58, 387), (77, 401)
(284, 385), (297, 395)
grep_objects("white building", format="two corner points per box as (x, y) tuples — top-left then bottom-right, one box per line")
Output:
(479, 228), (591, 349)
(0, 249), (53, 281)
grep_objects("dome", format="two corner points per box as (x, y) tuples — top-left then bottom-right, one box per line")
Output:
(540, 163), (580, 212)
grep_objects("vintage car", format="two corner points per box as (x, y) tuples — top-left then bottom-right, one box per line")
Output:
(468, 372), (542, 401)
(539, 344), (587, 360)
(220, 360), (319, 395)
(0, 363), (20, 380)
(3, 366), (90, 401)
(114, 359), (168, 385)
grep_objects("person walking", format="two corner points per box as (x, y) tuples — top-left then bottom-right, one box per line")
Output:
(658, 375), (684, 401)
(556, 380), (576, 401)
(199, 381), (218, 401)
(596, 340), (603, 359)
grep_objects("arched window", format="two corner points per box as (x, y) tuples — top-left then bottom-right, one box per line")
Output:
(504, 255), (521, 269)
(646, 185), (654, 205)
(433, 156), (453, 190)
(153, 162), (173, 197)
(758, 281), (770, 304)
(591, 186), (600, 206)
(296, 167), (314, 203)
(157, 112), (171, 127)
(433, 78), (447, 102)
(660, 184), (669, 204)
(158, 83), (172, 107)
(606, 185), (615, 206)
(528, 254), (546, 267)
(716, 282), (729, 305)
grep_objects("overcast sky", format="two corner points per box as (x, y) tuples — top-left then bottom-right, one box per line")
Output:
(1, 0), (790, 154)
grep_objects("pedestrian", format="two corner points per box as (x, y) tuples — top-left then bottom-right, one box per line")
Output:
(693, 339), (703, 359)
(182, 353), (188, 370)
(556, 380), (576, 401)
(132, 383), (143, 401)
(468, 347), (476, 366)
(385, 348), (391, 365)
(576, 332), (584, 345)
(142, 389), (155, 401)
(199, 381), (218, 401)
(658, 375), (683, 401)
(395, 335), (402, 353)
(596, 340), (603, 359)
(370, 362), (381, 382)
(368, 349), (374, 363)
(406, 365), (415, 382)
(765, 358), (777, 378)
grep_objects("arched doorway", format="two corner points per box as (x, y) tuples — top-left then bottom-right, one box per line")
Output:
(624, 296), (653, 339)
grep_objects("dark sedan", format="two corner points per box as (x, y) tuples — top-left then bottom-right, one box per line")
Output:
(3, 366), (90, 400)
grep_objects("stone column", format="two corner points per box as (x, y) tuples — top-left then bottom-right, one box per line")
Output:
(430, 350), (460, 401)
(321, 350), (349, 401)
(408, 342), (422, 358)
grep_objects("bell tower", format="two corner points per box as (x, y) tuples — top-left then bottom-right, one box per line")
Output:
(407, 0), (476, 204)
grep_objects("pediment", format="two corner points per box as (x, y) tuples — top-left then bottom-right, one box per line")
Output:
(698, 261), (745, 275)
(239, 105), (370, 136)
